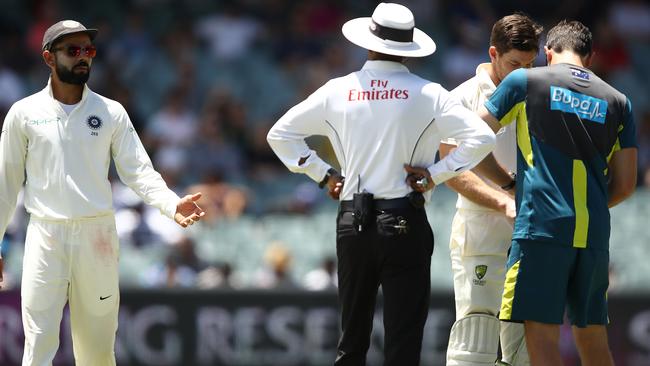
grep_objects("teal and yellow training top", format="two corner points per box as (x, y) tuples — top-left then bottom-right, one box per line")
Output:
(485, 63), (637, 250)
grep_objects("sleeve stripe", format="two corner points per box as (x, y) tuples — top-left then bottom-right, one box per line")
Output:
(572, 160), (589, 249)
(513, 102), (534, 167)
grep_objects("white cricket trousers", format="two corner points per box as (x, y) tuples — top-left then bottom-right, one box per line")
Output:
(449, 209), (512, 318)
(21, 215), (119, 366)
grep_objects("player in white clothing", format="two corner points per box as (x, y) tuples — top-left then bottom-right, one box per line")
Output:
(440, 14), (543, 366)
(0, 20), (205, 365)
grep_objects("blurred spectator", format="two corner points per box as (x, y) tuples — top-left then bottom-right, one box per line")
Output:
(196, 262), (243, 289)
(188, 98), (246, 182)
(153, 145), (188, 189)
(286, 181), (322, 214)
(113, 179), (185, 246)
(100, 75), (147, 135)
(0, 62), (26, 112)
(253, 242), (298, 290)
(303, 256), (337, 291)
(24, 0), (59, 55)
(245, 123), (287, 178)
(273, 1), (326, 66)
(441, 18), (489, 88)
(185, 173), (248, 224)
(300, 0), (344, 38)
(106, 11), (154, 71)
(210, 89), (249, 146)
(113, 183), (168, 247)
(194, 2), (262, 61)
(591, 20), (631, 79)
(130, 203), (165, 247)
(637, 111), (650, 186)
(144, 85), (198, 188)
(608, 0), (650, 41)
(146, 86), (198, 150)
(141, 236), (206, 287)
(128, 23), (199, 117)
(443, 0), (496, 32)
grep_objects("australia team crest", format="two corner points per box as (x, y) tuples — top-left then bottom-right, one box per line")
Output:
(473, 265), (487, 286)
(87, 115), (103, 130)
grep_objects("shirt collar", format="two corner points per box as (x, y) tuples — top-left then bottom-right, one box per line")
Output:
(361, 60), (410, 73)
(46, 76), (90, 103)
(475, 63), (497, 96)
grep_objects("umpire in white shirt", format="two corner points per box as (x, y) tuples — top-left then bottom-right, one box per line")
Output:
(0, 20), (205, 365)
(267, 3), (496, 365)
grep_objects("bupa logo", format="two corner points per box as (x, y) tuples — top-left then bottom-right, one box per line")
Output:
(550, 86), (607, 124)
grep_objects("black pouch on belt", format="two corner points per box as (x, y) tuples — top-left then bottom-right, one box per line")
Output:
(353, 191), (374, 232)
(407, 191), (425, 209)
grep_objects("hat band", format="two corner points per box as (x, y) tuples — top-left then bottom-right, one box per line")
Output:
(369, 20), (413, 43)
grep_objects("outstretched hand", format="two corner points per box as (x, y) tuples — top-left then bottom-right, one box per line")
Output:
(174, 192), (206, 228)
(404, 164), (435, 193)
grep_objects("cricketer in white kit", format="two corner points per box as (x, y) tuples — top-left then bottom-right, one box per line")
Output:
(440, 14), (543, 366)
(0, 20), (204, 366)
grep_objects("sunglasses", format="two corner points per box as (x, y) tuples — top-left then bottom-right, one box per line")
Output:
(52, 45), (97, 58)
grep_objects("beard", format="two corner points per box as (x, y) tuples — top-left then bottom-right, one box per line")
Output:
(55, 60), (91, 85)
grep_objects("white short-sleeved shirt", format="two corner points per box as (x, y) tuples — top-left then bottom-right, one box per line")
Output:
(449, 64), (517, 211)
(267, 60), (496, 201)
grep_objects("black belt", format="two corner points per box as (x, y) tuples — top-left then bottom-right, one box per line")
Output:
(340, 196), (415, 212)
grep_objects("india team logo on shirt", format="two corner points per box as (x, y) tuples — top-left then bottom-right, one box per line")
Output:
(87, 115), (103, 130)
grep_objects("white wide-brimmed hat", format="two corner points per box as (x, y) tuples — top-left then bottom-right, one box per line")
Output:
(342, 3), (436, 58)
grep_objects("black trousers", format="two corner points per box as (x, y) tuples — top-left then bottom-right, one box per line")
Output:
(334, 199), (434, 366)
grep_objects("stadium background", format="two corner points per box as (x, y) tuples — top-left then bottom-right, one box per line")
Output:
(0, 0), (649, 365)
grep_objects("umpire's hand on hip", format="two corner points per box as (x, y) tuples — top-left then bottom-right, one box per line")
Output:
(404, 164), (436, 193)
(327, 172), (345, 200)
(174, 192), (206, 227)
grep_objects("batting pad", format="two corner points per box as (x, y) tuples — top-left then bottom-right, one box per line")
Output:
(499, 321), (530, 366)
(446, 313), (500, 366)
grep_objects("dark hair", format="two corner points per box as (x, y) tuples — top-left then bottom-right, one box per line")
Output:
(545, 20), (592, 57)
(368, 50), (405, 63)
(490, 13), (543, 54)
(47, 38), (63, 52)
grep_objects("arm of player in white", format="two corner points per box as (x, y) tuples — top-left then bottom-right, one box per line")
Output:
(0, 106), (27, 260)
(110, 105), (181, 219)
(427, 89), (496, 185)
(470, 105), (516, 189)
(439, 142), (514, 217)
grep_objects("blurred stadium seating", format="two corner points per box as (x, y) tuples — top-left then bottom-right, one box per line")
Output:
(1, 0), (649, 293)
